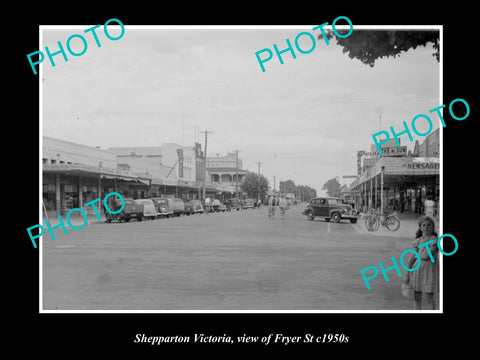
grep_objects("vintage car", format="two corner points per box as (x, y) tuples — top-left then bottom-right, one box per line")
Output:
(211, 199), (227, 212)
(225, 198), (241, 211)
(184, 199), (204, 215)
(302, 197), (358, 223)
(243, 199), (255, 209)
(166, 197), (185, 217)
(134, 199), (158, 219)
(150, 197), (174, 218)
(105, 197), (144, 223)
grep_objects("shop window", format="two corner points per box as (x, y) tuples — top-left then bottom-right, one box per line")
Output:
(43, 183), (56, 211)
(82, 185), (99, 207)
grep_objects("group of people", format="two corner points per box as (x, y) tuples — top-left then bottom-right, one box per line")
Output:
(267, 195), (289, 219)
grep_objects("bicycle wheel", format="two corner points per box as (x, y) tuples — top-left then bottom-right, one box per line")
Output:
(385, 215), (400, 231)
(364, 215), (372, 228)
(365, 216), (379, 232)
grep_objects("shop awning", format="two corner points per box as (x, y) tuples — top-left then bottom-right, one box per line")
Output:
(43, 163), (152, 183)
(351, 156), (440, 189)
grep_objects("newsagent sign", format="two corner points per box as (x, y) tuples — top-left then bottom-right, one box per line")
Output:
(402, 157), (440, 171)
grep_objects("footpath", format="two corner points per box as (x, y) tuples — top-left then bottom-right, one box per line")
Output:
(41, 213), (107, 228)
(352, 211), (441, 238)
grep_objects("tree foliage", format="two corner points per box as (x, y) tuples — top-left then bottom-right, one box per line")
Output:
(241, 173), (269, 199)
(279, 179), (317, 201)
(322, 178), (342, 198)
(320, 30), (439, 67)
(279, 179), (296, 194)
(296, 185), (317, 201)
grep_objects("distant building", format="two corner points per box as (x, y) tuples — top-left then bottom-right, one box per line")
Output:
(107, 144), (196, 182)
(207, 152), (243, 169)
(42, 136), (248, 217)
(413, 128), (440, 157)
(207, 152), (248, 186)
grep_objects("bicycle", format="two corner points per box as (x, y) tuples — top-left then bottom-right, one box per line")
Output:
(362, 211), (379, 232)
(366, 209), (400, 232)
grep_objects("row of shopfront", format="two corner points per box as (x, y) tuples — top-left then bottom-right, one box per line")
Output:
(346, 156), (440, 216)
(42, 163), (239, 218)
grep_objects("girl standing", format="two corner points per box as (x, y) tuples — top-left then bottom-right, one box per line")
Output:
(404, 215), (439, 310)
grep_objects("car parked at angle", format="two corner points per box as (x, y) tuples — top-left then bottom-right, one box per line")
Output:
(302, 197), (358, 223)
(105, 197), (144, 223)
(225, 198), (241, 211)
(184, 199), (204, 215)
(211, 199), (227, 212)
(134, 199), (158, 220)
(166, 197), (185, 217)
(150, 197), (174, 218)
(243, 198), (255, 209)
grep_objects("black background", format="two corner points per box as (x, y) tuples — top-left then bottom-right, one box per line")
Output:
(12, 2), (475, 355)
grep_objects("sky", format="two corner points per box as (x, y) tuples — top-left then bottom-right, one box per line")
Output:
(41, 25), (440, 194)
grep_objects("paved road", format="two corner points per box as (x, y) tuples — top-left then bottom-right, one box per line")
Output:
(42, 205), (423, 311)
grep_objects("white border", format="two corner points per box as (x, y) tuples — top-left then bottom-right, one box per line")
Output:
(39, 24), (443, 314)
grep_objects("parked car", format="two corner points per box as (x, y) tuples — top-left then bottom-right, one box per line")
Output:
(302, 197), (358, 223)
(243, 199), (255, 209)
(211, 199), (227, 212)
(150, 197), (174, 218)
(105, 197), (144, 223)
(184, 200), (204, 215)
(225, 198), (241, 211)
(166, 197), (185, 216)
(134, 199), (158, 219)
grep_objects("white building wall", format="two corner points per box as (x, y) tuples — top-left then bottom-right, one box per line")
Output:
(42, 136), (117, 169)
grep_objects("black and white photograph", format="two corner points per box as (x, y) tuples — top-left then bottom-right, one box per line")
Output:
(16, 4), (476, 354)
(39, 24), (442, 312)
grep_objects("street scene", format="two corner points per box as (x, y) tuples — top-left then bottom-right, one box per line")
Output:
(42, 204), (429, 310)
(40, 25), (441, 311)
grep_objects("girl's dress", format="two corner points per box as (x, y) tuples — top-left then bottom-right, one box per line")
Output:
(409, 235), (439, 293)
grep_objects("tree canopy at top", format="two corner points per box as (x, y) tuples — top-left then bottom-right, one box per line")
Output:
(321, 30), (439, 67)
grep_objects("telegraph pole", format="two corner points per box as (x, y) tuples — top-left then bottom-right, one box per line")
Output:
(235, 149), (239, 199)
(257, 162), (262, 203)
(200, 130), (213, 200)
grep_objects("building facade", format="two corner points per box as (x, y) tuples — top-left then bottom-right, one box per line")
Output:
(42, 137), (247, 217)
(350, 129), (440, 215)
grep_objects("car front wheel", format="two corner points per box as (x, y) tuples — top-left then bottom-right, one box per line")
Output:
(306, 210), (314, 221)
(331, 212), (341, 223)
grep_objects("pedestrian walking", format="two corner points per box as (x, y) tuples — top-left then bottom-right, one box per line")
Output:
(424, 195), (435, 217)
(268, 195), (276, 219)
(278, 195), (288, 219)
(403, 215), (439, 310)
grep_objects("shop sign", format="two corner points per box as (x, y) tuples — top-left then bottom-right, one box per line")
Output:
(405, 162), (439, 170)
(403, 158), (440, 170)
(368, 146), (407, 157)
(177, 149), (184, 178)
